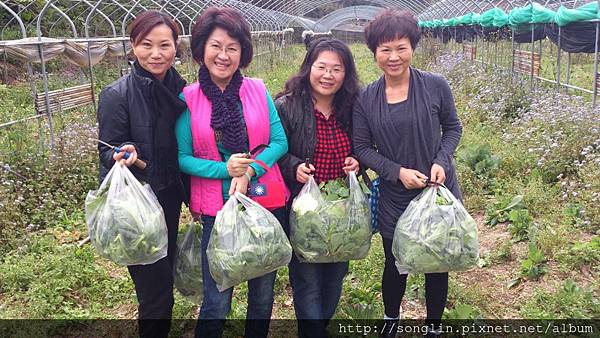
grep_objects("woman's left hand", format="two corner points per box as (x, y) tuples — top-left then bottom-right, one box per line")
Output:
(229, 175), (250, 195)
(229, 167), (254, 195)
(343, 157), (359, 175)
(430, 163), (446, 185)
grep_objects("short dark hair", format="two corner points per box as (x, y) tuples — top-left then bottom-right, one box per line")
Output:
(276, 38), (360, 132)
(190, 7), (253, 68)
(129, 10), (180, 46)
(364, 9), (421, 54)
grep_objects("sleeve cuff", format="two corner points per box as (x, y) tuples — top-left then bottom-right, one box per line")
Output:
(249, 162), (266, 178)
(433, 156), (449, 173)
(385, 162), (402, 183)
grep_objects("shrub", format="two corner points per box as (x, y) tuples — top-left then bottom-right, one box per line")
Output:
(0, 119), (98, 256)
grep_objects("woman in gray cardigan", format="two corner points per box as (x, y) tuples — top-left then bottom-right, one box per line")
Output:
(352, 9), (463, 337)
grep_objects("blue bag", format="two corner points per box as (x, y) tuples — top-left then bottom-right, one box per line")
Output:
(369, 178), (380, 233)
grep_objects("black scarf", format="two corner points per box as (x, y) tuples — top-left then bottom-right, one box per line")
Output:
(198, 64), (247, 153)
(133, 61), (186, 187)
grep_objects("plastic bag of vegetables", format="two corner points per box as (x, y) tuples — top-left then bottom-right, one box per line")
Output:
(207, 192), (292, 292)
(290, 171), (372, 263)
(392, 185), (479, 274)
(84, 162), (168, 266)
(174, 219), (203, 304)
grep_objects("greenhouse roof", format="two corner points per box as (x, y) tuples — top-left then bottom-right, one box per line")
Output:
(0, 0), (598, 39)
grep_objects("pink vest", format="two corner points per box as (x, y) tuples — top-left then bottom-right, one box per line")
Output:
(182, 77), (290, 216)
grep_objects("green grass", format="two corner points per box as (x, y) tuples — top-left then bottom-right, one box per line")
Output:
(0, 211), (134, 319)
(520, 279), (600, 319)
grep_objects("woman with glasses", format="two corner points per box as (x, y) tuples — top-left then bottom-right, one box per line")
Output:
(274, 37), (361, 338)
(352, 9), (463, 337)
(175, 6), (288, 338)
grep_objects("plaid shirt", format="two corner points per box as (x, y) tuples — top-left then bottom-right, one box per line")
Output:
(313, 109), (351, 183)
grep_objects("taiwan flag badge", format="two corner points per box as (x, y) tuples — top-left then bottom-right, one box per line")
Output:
(248, 180), (286, 210)
(250, 183), (268, 197)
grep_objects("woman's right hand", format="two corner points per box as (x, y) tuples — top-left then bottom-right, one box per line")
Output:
(113, 144), (138, 167)
(296, 163), (315, 184)
(399, 167), (428, 189)
(227, 153), (254, 177)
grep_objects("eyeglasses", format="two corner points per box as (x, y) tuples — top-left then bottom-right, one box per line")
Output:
(207, 43), (241, 56)
(311, 64), (345, 76)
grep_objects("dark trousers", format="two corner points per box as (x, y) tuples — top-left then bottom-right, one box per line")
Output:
(127, 185), (182, 338)
(194, 207), (286, 338)
(381, 236), (448, 329)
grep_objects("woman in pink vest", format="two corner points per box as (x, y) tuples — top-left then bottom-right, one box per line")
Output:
(175, 7), (288, 338)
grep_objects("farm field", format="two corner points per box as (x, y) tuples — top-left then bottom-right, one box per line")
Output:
(0, 42), (598, 336)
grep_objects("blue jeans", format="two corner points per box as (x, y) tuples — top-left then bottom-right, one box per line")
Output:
(195, 208), (285, 338)
(288, 251), (349, 338)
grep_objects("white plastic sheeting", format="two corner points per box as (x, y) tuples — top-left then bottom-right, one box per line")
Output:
(0, 37), (131, 65)
(3, 37), (65, 63)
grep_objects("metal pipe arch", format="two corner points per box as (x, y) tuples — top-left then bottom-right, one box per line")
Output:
(85, 0), (116, 38)
(2, 0), (38, 38)
(144, 0), (186, 35)
(36, 1), (78, 38)
(0, 0), (27, 39)
(313, 5), (384, 32)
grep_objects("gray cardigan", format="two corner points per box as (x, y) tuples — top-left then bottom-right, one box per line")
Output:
(352, 67), (463, 239)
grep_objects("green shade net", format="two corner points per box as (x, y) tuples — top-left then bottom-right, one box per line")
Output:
(477, 8), (509, 28)
(508, 2), (557, 26)
(441, 18), (451, 27)
(456, 13), (472, 25)
(423, 2), (597, 30)
(555, 2), (598, 26)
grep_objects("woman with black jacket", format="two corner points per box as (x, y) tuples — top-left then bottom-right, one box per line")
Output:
(96, 10), (187, 338)
(275, 38), (360, 338)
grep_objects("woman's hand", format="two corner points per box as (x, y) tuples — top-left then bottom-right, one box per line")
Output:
(296, 163), (315, 184)
(229, 175), (250, 195)
(227, 153), (254, 177)
(113, 144), (138, 167)
(342, 157), (359, 175)
(399, 167), (428, 189)
(429, 163), (446, 185)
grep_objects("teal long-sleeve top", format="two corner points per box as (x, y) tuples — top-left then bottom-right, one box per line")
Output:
(175, 90), (288, 202)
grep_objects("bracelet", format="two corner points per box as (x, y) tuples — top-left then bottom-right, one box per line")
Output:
(244, 172), (252, 181)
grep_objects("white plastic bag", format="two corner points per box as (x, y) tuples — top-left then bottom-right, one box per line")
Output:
(85, 162), (168, 265)
(206, 192), (292, 292)
(290, 171), (372, 263)
(392, 185), (479, 274)
(174, 220), (203, 304)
